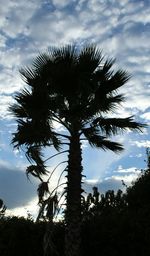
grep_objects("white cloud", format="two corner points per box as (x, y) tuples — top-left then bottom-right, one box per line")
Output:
(140, 112), (150, 121)
(0, 1), (148, 134)
(52, 0), (74, 8)
(129, 153), (143, 158)
(0, 95), (13, 119)
(109, 174), (138, 183)
(0, 49), (21, 68)
(0, 0), (39, 38)
(75, 0), (87, 11)
(85, 179), (99, 184)
(0, 34), (7, 48)
(131, 140), (150, 148)
(84, 168), (140, 194)
(115, 165), (141, 174)
(120, 82), (150, 112)
(83, 133), (133, 180)
(0, 162), (38, 209)
(6, 197), (39, 219)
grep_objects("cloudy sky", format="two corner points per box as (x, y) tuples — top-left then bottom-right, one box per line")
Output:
(0, 0), (150, 218)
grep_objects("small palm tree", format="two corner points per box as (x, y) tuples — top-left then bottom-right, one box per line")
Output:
(10, 45), (145, 256)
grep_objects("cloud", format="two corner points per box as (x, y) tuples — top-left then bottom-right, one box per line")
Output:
(107, 174), (138, 184)
(0, 0), (149, 121)
(0, 34), (7, 48)
(84, 180), (119, 195)
(6, 197), (39, 219)
(52, 0), (75, 8)
(114, 165), (141, 174)
(129, 153), (143, 158)
(140, 112), (150, 123)
(82, 130), (145, 181)
(0, 0), (40, 38)
(84, 177), (124, 195)
(0, 161), (38, 209)
(131, 140), (150, 148)
(84, 165), (142, 195)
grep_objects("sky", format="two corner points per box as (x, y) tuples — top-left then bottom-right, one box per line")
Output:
(0, 0), (150, 218)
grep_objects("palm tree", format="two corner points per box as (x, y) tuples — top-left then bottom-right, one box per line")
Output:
(10, 45), (145, 256)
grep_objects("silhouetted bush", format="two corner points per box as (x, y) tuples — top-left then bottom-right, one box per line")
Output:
(1, 152), (150, 256)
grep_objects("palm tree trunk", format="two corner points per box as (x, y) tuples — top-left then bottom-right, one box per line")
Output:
(65, 131), (83, 256)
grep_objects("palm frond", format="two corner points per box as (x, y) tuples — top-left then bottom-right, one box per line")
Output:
(26, 165), (47, 180)
(26, 146), (44, 165)
(84, 133), (124, 152)
(9, 103), (28, 118)
(78, 44), (103, 73)
(101, 69), (131, 94)
(100, 94), (125, 112)
(94, 58), (115, 81)
(10, 86), (54, 121)
(83, 94), (125, 121)
(20, 56), (53, 90)
(9, 89), (31, 118)
(93, 116), (146, 136)
(82, 126), (99, 138)
(32, 53), (50, 71)
(99, 94), (125, 112)
(20, 67), (38, 86)
(37, 182), (49, 203)
(51, 44), (77, 64)
(11, 119), (62, 149)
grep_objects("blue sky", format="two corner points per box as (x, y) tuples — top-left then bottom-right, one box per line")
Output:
(0, 0), (150, 217)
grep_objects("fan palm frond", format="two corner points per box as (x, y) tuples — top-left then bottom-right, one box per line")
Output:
(101, 69), (131, 94)
(26, 146), (44, 165)
(12, 119), (62, 149)
(32, 53), (50, 71)
(82, 94), (125, 122)
(84, 133), (124, 152)
(20, 67), (38, 86)
(9, 103), (28, 118)
(92, 58), (115, 84)
(93, 116), (146, 136)
(78, 44), (103, 74)
(51, 44), (77, 64)
(26, 165), (47, 180)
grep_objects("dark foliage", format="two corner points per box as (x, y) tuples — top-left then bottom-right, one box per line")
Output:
(0, 217), (65, 256)
(1, 156), (150, 256)
(0, 217), (45, 256)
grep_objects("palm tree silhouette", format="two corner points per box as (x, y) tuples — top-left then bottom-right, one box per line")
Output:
(10, 45), (145, 256)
